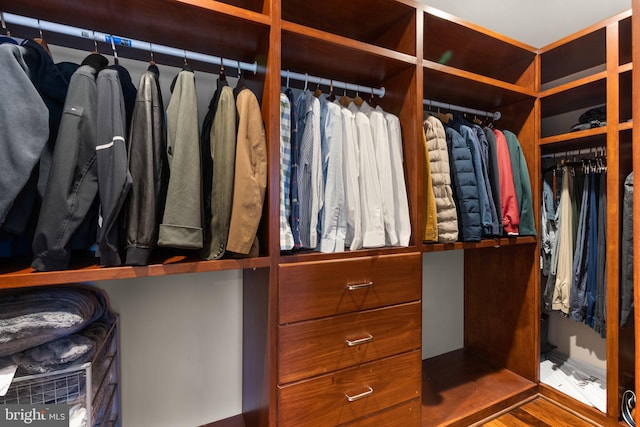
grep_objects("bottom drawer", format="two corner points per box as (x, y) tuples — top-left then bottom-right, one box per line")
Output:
(340, 398), (421, 427)
(278, 351), (421, 426)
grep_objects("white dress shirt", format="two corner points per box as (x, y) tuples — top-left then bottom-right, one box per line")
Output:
(348, 102), (385, 248)
(318, 97), (346, 252)
(378, 106), (411, 246)
(338, 103), (363, 250)
(360, 101), (398, 246)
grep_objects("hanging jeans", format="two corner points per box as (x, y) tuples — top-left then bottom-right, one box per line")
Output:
(593, 171), (607, 337)
(569, 173), (590, 322)
(584, 172), (599, 326)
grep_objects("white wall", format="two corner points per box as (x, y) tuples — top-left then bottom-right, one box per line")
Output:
(422, 251), (464, 359)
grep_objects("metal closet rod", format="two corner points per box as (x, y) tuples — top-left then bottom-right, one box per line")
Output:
(540, 146), (606, 159)
(281, 70), (386, 99)
(423, 98), (501, 121)
(2, 12), (258, 74)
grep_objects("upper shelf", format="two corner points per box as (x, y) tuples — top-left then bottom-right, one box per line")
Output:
(281, 22), (416, 88)
(1, 0), (271, 64)
(281, 0), (416, 56)
(423, 7), (536, 89)
(539, 9), (631, 86)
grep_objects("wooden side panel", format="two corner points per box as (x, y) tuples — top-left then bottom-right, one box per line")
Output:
(464, 244), (538, 380)
(633, 1), (640, 425)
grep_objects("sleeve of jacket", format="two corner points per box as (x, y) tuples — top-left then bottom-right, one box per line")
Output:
(31, 66), (100, 271)
(125, 72), (167, 265)
(158, 70), (203, 249)
(226, 88), (267, 255)
(0, 44), (49, 226)
(483, 127), (503, 235)
(493, 129), (520, 235)
(503, 130), (536, 236)
(95, 69), (132, 266)
(446, 127), (481, 242)
(422, 129), (438, 242)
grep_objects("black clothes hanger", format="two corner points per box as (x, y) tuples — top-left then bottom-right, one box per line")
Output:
(234, 60), (247, 97)
(219, 57), (226, 82)
(181, 50), (193, 72)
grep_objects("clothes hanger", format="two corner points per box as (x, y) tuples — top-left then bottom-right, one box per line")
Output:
(182, 49), (193, 72)
(367, 87), (377, 108)
(148, 42), (156, 66)
(313, 80), (322, 98)
(1, 11), (11, 38)
(34, 19), (52, 58)
(109, 35), (119, 65)
(353, 86), (364, 107)
(285, 70), (290, 89)
(219, 57), (226, 81)
(327, 80), (335, 102)
(303, 73), (308, 92)
(339, 87), (351, 107)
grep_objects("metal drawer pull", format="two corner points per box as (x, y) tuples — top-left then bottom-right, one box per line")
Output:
(345, 386), (374, 402)
(345, 334), (374, 346)
(345, 281), (373, 291)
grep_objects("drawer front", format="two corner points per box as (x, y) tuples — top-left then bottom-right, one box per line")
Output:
(278, 351), (421, 427)
(279, 302), (421, 384)
(279, 252), (421, 324)
(341, 398), (421, 427)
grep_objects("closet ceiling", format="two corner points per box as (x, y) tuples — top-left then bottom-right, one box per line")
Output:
(422, 0), (631, 47)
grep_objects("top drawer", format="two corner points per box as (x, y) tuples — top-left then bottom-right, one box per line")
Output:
(279, 253), (421, 324)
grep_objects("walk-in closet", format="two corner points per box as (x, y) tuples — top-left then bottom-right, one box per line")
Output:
(0, 0), (637, 426)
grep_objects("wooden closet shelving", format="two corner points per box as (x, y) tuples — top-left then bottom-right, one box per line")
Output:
(1, 0), (638, 426)
(538, 7), (635, 425)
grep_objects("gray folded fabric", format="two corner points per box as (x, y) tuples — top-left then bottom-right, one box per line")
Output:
(0, 285), (108, 357)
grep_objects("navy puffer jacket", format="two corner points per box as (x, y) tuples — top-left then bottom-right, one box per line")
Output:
(445, 126), (481, 242)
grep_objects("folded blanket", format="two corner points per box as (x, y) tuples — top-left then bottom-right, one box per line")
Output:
(0, 285), (108, 357)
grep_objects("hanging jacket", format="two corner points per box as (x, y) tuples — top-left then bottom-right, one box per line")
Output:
(493, 129), (520, 235)
(226, 88), (267, 256)
(451, 120), (495, 237)
(483, 127), (503, 236)
(445, 126), (481, 242)
(620, 171), (633, 327)
(503, 130), (536, 236)
(421, 129), (438, 242)
(423, 116), (458, 243)
(472, 125), (500, 236)
(202, 84), (237, 260)
(0, 43), (49, 231)
(31, 54), (109, 271)
(125, 66), (168, 266)
(158, 69), (203, 250)
(95, 68), (133, 266)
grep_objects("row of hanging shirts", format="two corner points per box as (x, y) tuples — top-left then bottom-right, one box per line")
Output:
(279, 82), (411, 253)
(541, 151), (608, 338)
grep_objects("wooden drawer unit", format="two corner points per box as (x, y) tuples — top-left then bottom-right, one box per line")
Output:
(279, 302), (421, 383)
(278, 351), (421, 426)
(278, 253), (421, 324)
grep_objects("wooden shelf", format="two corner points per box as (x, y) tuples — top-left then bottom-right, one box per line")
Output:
(0, 255), (270, 289)
(422, 349), (537, 426)
(423, 8), (536, 86)
(422, 236), (537, 253)
(282, 0), (416, 56)
(278, 246), (418, 264)
(3, 0), (271, 64)
(281, 21), (416, 88)
(539, 127), (608, 146)
(540, 77), (606, 119)
(423, 61), (536, 112)
(201, 414), (246, 427)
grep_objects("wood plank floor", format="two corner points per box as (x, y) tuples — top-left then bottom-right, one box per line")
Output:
(477, 396), (599, 426)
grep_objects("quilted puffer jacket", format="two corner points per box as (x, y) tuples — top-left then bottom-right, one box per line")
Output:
(423, 117), (458, 242)
(445, 126), (481, 242)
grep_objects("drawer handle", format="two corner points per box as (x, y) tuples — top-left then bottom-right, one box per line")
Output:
(345, 386), (374, 402)
(345, 281), (373, 291)
(345, 334), (374, 347)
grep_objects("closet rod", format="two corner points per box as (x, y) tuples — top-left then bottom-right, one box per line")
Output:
(540, 147), (606, 159)
(2, 12), (258, 74)
(423, 98), (501, 121)
(281, 69), (386, 99)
